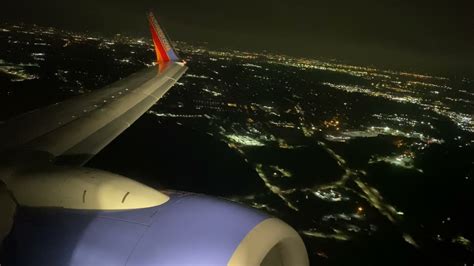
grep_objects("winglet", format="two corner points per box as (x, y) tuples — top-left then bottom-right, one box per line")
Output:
(147, 12), (180, 68)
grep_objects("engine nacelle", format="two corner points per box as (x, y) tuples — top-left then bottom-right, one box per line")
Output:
(0, 166), (309, 266)
(1, 165), (169, 210)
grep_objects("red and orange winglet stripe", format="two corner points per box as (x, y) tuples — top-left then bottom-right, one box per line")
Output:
(148, 14), (170, 71)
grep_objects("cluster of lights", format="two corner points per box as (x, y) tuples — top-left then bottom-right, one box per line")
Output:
(148, 110), (205, 119)
(309, 188), (349, 202)
(327, 126), (444, 145)
(0, 59), (39, 82)
(225, 134), (265, 146)
(369, 152), (422, 172)
(255, 164), (299, 211)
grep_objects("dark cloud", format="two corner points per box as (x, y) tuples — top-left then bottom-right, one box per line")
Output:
(1, 0), (473, 75)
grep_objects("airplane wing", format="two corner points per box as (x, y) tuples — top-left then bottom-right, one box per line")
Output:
(0, 12), (310, 266)
(0, 12), (187, 166)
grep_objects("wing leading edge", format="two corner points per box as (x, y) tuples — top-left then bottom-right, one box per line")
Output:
(0, 13), (187, 166)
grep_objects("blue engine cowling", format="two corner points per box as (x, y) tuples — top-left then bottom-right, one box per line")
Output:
(1, 191), (308, 266)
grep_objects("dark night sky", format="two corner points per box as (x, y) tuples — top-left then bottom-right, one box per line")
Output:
(1, 0), (473, 75)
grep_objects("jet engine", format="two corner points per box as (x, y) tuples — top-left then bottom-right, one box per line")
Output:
(0, 165), (309, 265)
